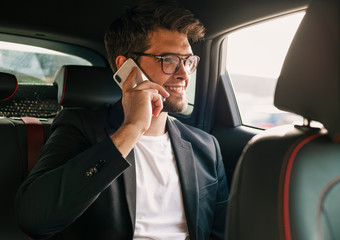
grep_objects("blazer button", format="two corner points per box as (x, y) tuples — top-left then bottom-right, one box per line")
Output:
(85, 160), (106, 178)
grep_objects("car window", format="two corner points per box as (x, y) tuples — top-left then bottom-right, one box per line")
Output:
(225, 11), (306, 129)
(181, 71), (196, 115)
(0, 41), (92, 84)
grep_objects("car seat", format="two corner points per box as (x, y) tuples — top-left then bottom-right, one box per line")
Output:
(225, 0), (339, 239)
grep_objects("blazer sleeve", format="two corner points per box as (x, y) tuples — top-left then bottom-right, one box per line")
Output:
(15, 109), (130, 239)
(210, 136), (229, 240)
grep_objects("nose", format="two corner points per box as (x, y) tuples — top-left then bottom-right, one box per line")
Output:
(173, 61), (190, 80)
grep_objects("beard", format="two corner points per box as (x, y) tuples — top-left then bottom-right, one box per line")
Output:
(161, 94), (188, 114)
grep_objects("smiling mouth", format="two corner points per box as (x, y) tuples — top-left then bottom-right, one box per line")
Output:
(165, 86), (186, 95)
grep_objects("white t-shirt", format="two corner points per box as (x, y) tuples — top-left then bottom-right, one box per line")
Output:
(133, 132), (189, 240)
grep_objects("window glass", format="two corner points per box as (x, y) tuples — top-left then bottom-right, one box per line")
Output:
(226, 11), (305, 129)
(0, 41), (91, 84)
(181, 71), (196, 115)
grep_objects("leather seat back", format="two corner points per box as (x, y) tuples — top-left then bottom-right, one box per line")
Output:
(0, 65), (118, 239)
(0, 74), (29, 239)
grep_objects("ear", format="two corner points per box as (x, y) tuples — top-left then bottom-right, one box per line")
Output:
(115, 55), (127, 70)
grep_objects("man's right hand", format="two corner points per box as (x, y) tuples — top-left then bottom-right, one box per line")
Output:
(110, 67), (169, 158)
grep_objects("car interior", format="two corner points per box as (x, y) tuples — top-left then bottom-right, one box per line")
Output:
(0, 0), (338, 239)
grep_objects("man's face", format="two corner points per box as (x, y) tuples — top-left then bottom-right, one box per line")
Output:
(139, 28), (193, 114)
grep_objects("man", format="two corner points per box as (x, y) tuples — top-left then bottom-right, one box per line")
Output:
(16, 1), (228, 239)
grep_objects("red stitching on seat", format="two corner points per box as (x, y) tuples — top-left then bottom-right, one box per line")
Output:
(317, 176), (340, 240)
(283, 133), (322, 240)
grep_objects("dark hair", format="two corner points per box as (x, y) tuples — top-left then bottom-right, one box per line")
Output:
(104, 0), (205, 72)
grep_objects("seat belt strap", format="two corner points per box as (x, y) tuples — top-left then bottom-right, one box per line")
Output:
(21, 117), (44, 240)
(21, 117), (44, 174)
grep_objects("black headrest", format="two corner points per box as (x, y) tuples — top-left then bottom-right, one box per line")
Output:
(0, 72), (18, 100)
(53, 65), (122, 108)
(274, 0), (339, 140)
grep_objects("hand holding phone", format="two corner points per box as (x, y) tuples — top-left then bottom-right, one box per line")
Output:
(109, 59), (169, 157)
(114, 58), (169, 127)
(113, 58), (148, 89)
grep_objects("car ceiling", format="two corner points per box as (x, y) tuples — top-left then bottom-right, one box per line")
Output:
(0, 0), (309, 58)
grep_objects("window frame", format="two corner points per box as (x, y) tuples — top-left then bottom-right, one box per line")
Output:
(0, 33), (107, 69)
(218, 9), (307, 130)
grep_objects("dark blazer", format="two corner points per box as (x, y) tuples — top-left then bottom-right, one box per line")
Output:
(16, 102), (228, 240)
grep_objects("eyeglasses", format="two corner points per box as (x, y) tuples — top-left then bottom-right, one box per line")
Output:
(133, 52), (200, 75)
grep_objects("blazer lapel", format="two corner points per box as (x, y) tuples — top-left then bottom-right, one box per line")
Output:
(167, 118), (199, 240)
(123, 151), (137, 230)
(106, 101), (137, 231)
(104, 130), (137, 231)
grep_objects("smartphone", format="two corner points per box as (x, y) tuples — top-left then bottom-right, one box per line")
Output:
(113, 58), (148, 89)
